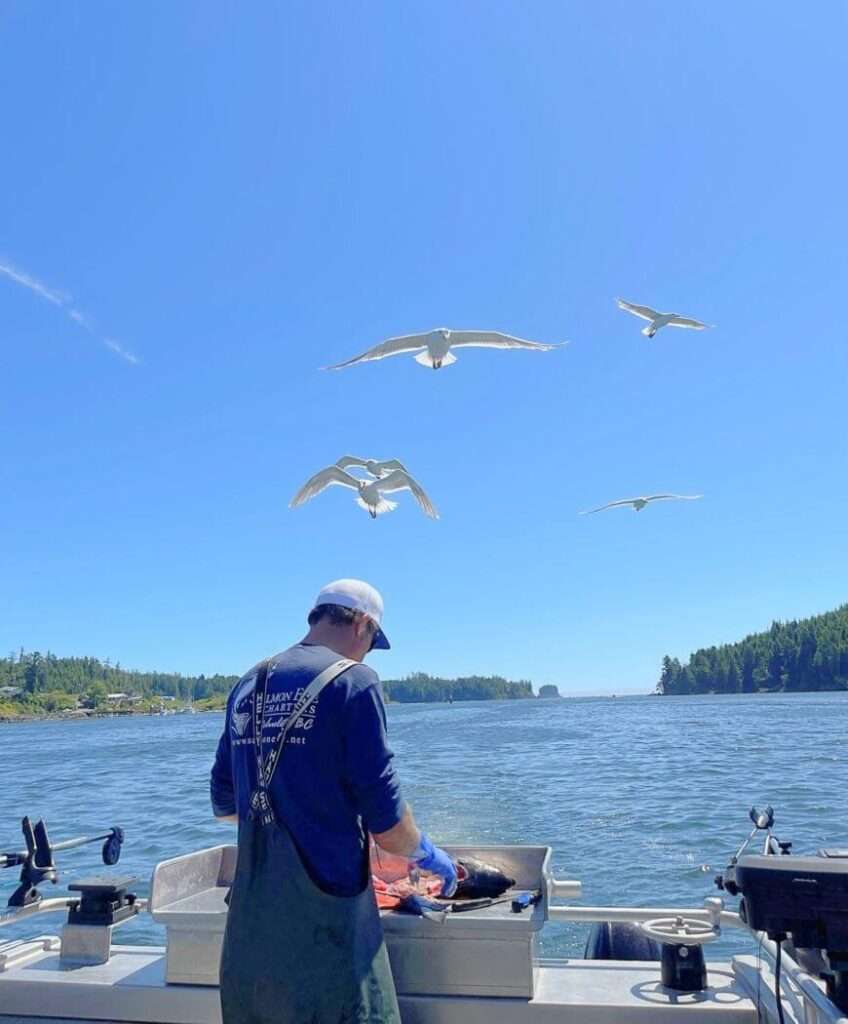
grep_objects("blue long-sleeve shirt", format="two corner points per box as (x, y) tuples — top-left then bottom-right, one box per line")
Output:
(210, 642), (405, 896)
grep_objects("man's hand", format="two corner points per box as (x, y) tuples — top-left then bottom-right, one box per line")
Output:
(372, 809), (458, 896)
(410, 833), (458, 897)
(215, 814), (238, 824)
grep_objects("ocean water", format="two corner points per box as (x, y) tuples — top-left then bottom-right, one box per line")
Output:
(1, 692), (846, 960)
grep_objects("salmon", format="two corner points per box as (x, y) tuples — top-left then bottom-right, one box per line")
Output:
(452, 856), (516, 899)
(370, 841), (515, 912)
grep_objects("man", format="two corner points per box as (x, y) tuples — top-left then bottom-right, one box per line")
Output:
(210, 578), (456, 1024)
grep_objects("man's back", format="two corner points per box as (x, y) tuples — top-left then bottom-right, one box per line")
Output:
(211, 642), (404, 895)
(213, 580), (454, 1024)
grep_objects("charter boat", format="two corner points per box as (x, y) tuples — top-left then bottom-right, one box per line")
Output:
(2, 807), (847, 1024)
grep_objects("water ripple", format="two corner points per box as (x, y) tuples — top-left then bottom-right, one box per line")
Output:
(1, 693), (846, 959)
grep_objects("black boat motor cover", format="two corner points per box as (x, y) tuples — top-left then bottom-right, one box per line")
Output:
(715, 810), (848, 1015)
(732, 853), (848, 948)
(584, 921), (662, 961)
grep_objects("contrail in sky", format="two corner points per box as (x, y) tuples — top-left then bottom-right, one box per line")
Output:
(0, 259), (140, 365)
(0, 261), (66, 305)
(102, 338), (140, 365)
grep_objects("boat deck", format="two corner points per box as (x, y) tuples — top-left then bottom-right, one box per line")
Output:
(0, 943), (758, 1024)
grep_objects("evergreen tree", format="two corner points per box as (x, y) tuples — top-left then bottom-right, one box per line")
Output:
(0, 653), (537, 713)
(656, 604), (848, 695)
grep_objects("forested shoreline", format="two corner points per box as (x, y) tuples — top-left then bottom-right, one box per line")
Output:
(383, 672), (533, 702)
(0, 652), (534, 718)
(657, 604), (848, 695)
(5, 601), (848, 719)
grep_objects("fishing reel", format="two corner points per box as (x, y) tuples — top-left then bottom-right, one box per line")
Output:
(1, 816), (124, 908)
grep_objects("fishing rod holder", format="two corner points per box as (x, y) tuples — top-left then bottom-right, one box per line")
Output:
(717, 806), (791, 878)
(1, 816), (125, 909)
(60, 876), (140, 967)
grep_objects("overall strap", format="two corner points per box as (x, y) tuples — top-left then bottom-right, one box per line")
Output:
(250, 657), (356, 824)
(250, 659), (272, 822)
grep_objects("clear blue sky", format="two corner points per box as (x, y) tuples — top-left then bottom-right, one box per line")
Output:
(2, 2), (846, 693)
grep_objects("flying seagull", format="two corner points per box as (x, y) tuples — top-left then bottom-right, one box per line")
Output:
(325, 328), (564, 370)
(580, 494), (703, 515)
(291, 465), (438, 519)
(616, 299), (709, 338)
(335, 456), (409, 478)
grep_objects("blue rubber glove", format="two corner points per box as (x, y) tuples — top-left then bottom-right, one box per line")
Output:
(410, 832), (458, 897)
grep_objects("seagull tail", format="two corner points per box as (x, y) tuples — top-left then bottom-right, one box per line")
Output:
(414, 350), (456, 368)
(356, 496), (397, 516)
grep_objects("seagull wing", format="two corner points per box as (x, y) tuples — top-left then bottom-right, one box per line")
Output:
(447, 330), (563, 351)
(376, 470), (439, 519)
(579, 498), (639, 515)
(644, 494), (703, 502)
(372, 458), (409, 475)
(324, 333), (429, 370)
(290, 466), (360, 507)
(616, 299), (660, 322)
(666, 316), (708, 330)
(336, 455), (370, 472)
(335, 456), (409, 477)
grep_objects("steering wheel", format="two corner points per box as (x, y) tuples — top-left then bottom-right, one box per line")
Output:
(640, 915), (719, 946)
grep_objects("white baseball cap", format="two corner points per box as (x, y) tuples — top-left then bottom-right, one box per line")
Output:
(312, 578), (390, 650)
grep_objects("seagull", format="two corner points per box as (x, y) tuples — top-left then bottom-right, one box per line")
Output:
(580, 494), (703, 515)
(616, 299), (709, 338)
(335, 456), (409, 478)
(291, 465), (438, 519)
(325, 328), (564, 370)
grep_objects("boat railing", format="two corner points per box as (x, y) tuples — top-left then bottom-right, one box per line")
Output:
(547, 900), (744, 932)
(0, 896), (149, 930)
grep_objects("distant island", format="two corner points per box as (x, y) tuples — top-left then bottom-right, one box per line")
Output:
(0, 652), (534, 719)
(383, 672), (532, 703)
(537, 684), (561, 698)
(657, 603), (848, 695)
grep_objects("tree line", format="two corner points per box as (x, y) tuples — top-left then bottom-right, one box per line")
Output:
(383, 671), (534, 702)
(657, 604), (848, 695)
(0, 649), (237, 712)
(0, 652), (535, 713)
